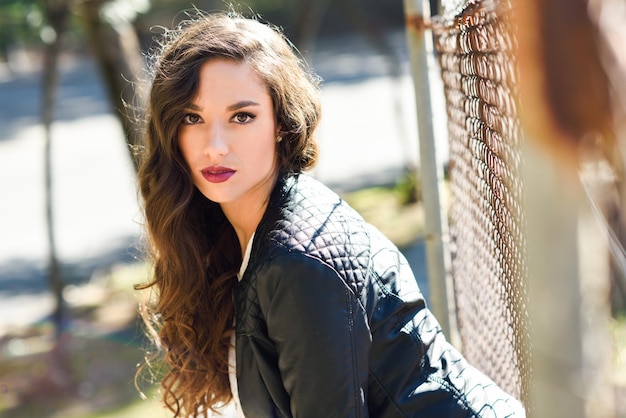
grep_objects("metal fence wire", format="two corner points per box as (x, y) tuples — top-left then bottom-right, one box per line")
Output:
(430, 0), (531, 406)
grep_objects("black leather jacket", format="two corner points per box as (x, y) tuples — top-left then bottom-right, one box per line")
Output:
(233, 173), (524, 417)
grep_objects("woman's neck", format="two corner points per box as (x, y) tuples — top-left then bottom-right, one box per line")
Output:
(221, 203), (263, 256)
(220, 175), (277, 257)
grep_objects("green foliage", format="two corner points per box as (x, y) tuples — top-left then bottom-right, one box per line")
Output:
(0, 0), (42, 58)
(394, 168), (421, 205)
(0, 0), (406, 63)
(611, 314), (626, 390)
(342, 184), (424, 248)
(0, 0), (94, 61)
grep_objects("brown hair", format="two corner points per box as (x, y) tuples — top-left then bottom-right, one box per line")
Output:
(135, 10), (321, 416)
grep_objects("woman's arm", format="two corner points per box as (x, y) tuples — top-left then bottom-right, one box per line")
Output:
(256, 252), (371, 418)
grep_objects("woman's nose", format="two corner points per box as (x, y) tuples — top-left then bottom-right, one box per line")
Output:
(202, 126), (229, 157)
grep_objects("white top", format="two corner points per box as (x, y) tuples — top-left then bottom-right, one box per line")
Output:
(228, 234), (254, 418)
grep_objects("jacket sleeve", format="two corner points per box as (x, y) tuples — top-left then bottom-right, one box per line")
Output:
(256, 252), (371, 418)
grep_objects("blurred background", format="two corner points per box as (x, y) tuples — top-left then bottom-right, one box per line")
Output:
(2, 0), (626, 417)
(0, 0), (431, 416)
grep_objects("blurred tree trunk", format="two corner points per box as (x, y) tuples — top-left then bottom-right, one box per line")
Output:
(292, 0), (329, 60)
(40, 0), (75, 395)
(42, 0), (69, 343)
(77, 0), (145, 171)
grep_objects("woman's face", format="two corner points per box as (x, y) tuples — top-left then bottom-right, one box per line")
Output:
(178, 58), (279, 211)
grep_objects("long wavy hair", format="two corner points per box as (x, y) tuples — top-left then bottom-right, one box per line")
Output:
(135, 11), (321, 416)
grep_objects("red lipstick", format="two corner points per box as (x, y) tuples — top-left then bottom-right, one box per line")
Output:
(201, 166), (235, 183)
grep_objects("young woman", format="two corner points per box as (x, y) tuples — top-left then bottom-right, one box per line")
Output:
(136, 10), (525, 418)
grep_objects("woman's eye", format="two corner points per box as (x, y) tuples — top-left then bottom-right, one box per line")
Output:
(182, 113), (201, 125)
(233, 112), (254, 124)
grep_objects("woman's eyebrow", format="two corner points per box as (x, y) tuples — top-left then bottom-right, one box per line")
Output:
(227, 100), (260, 111)
(185, 100), (260, 112)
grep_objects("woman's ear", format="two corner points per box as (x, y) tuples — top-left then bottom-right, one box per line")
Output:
(275, 126), (284, 143)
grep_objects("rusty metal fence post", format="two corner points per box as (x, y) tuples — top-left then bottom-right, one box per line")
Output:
(403, 0), (459, 344)
(513, 0), (620, 415)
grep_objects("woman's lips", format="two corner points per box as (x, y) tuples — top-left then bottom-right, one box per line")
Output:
(201, 166), (235, 183)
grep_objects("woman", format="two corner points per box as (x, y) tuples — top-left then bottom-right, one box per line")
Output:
(136, 10), (525, 418)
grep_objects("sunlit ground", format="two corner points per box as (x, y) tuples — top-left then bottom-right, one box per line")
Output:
(0, 263), (164, 417)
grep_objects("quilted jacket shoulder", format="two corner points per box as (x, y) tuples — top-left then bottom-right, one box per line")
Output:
(232, 173), (525, 418)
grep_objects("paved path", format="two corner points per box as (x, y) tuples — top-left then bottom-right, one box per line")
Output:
(0, 30), (441, 330)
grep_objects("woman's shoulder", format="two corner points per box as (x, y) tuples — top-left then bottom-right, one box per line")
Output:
(249, 173), (371, 298)
(283, 173), (345, 210)
(252, 173), (371, 270)
(272, 173), (367, 243)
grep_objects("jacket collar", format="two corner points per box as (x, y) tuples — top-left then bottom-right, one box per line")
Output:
(246, 171), (299, 269)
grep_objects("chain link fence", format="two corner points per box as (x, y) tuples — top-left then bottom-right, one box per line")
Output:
(430, 0), (531, 406)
